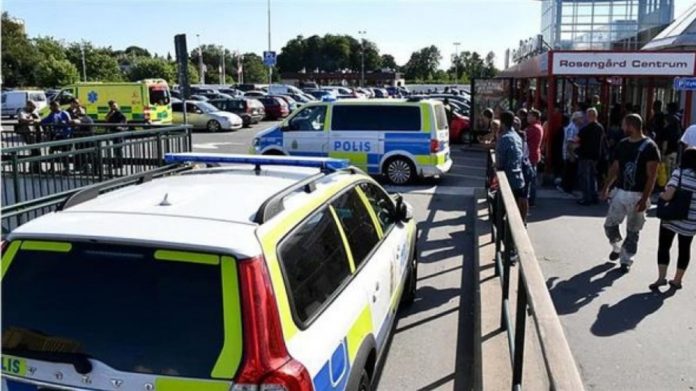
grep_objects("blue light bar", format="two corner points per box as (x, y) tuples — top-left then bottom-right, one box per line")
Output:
(164, 153), (349, 171)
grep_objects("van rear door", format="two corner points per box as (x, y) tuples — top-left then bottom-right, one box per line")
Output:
(432, 103), (451, 163)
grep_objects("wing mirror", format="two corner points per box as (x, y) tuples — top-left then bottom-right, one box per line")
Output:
(394, 194), (414, 222)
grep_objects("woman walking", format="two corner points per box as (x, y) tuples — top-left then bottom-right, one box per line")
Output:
(651, 148), (696, 290)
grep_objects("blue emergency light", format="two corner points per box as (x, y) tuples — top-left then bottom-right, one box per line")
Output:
(164, 153), (349, 171)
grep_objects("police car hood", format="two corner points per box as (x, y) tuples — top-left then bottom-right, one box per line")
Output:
(256, 125), (282, 138)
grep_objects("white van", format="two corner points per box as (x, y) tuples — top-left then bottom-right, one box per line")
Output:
(268, 84), (304, 95)
(1, 90), (48, 118)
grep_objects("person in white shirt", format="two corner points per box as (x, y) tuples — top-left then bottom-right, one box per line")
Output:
(681, 124), (696, 148)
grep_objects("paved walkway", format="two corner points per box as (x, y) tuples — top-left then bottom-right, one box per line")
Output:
(527, 190), (696, 391)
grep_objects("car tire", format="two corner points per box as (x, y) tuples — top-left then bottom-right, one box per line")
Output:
(384, 157), (416, 185)
(357, 368), (371, 391)
(207, 120), (221, 132)
(401, 246), (418, 306)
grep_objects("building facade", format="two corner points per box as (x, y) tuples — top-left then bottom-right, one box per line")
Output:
(541, 0), (674, 50)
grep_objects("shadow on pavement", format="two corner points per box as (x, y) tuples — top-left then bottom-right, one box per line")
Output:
(591, 288), (677, 337)
(527, 196), (609, 223)
(546, 262), (626, 315)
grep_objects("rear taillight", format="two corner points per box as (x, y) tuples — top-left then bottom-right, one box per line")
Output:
(233, 256), (313, 391)
(430, 139), (440, 153)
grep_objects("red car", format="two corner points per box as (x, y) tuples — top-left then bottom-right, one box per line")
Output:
(259, 96), (289, 120)
(449, 111), (471, 144)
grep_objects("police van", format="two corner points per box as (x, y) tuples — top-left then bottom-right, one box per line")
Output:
(251, 98), (453, 184)
(1, 154), (418, 391)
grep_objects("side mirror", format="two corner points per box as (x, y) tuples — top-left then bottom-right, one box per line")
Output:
(394, 194), (414, 222)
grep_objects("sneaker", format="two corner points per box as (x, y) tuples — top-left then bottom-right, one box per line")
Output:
(619, 264), (630, 273)
(609, 242), (621, 261)
(609, 251), (620, 261)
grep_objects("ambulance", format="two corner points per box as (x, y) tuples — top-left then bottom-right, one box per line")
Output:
(251, 98), (453, 184)
(42, 79), (173, 124)
(1, 154), (418, 391)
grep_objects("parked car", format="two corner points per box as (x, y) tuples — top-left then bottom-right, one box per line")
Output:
(272, 95), (299, 112)
(171, 101), (243, 131)
(449, 111), (471, 144)
(244, 90), (267, 98)
(306, 89), (335, 100)
(217, 88), (244, 97)
(322, 86), (352, 95)
(201, 92), (235, 101)
(236, 83), (265, 92)
(258, 96), (289, 120)
(370, 88), (390, 98)
(2, 90), (48, 118)
(286, 93), (315, 104)
(208, 98), (265, 127)
(189, 94), (209, 101)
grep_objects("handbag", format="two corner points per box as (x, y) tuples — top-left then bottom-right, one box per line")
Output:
(657, 168), (693, 220)
(656, 162), (668, 188)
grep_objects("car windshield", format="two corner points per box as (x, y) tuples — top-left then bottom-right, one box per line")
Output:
(1, 241), (235, 379)
(196, 102), (219, 113)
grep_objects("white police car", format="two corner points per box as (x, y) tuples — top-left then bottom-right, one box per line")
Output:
(1, 154), (418, 391)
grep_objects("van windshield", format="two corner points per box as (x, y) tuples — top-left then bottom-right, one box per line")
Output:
(2, 241), (232, 379)
(149, 85), (171, 105)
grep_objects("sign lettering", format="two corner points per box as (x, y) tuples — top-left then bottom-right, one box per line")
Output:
(553, 52), (696, 76)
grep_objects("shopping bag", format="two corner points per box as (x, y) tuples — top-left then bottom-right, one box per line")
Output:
(656, 162), (668, 188)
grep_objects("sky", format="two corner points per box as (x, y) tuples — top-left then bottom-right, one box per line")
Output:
(3, 0), (693, 70)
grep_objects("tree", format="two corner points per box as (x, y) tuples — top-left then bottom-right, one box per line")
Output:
(277, 35), (306, 72)
(190, 44), (238, 84)
(128, 57), (176, 83)
(449, 50), (497, 81)
(65, 42), (123, 82)
(276, 34), (382, 74)
(35, 59), (79, 87)
(1, 12), (39, 86)
(380, 54), (398, 70)
(241, 53), (267, 83)
(404, 45), (441, 80)
(125, 46), (151, 58)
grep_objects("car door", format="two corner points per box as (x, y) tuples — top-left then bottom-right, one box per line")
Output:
(186, 102), (205, 128)
(328, 105), (382, 174)
(282, 105), (328, 157)
(330, 186), (398, 350)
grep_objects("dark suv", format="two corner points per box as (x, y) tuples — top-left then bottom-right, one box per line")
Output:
(207, 98), (265, 127)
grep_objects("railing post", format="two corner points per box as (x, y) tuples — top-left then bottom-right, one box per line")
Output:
(10, 152), (23, 225)
(96, 140), (104, 182)
(512, 268), (528, 390)
(500, 216), (511, 330)
(156, 133), (164, 165)
(186, 126), (192, 152)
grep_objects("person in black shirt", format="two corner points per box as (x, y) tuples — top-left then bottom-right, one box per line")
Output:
(600, 114), (660, 273)
(105, 100), (128, 167)
(576, 108), (604, 205)
(649, 100), (665, 141)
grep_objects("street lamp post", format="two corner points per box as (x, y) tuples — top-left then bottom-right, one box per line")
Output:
(267, 0), (272, 86)
(453, 42), (461, 85)
(80, 41), (87, 82)
(220, 45), (226, 84)
(197, 34), (204, 84)
(358, 30), (366, 87)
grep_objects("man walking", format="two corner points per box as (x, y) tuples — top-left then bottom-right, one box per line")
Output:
(600, 114), (660, 273)
(525, 109), (543, 206)
(576, 108), (604, 205)
(496, 110), (528, 221)
(559, 111), (584, 193)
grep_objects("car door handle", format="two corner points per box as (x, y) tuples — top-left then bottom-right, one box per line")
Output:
(375, 282), (380, 292)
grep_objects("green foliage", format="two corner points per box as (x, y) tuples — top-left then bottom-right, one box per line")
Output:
(277, 34), (383, 73)
(65, 42), (123, 82)
(241, 53), (269, 83)
(380, 54), (398, 70)
(128, 57), (176, 83)
(35, 59), (79, 87)
(450, 50), (497, 81)
(2, 12), (38, 86)
(404, 45), (442, 80)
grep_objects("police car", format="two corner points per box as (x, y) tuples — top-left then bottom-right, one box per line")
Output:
(1, 154), (418, 391)
(251, 98), (453, 185)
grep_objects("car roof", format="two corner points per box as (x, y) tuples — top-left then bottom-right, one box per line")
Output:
(11, 166), (358, 257)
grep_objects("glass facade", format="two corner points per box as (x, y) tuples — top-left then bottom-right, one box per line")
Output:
(541, 0), (675, 50)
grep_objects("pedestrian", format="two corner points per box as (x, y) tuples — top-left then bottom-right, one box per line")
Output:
(479, 119), (500, 147)
(682, 124), (696, 148)
(517, 108), (528, 131)
(660, 113), (682, 179)
(525, 109), (543, 207)
(600, 114), (660, 273)
(651, 148), (696, 290)
(69, 98), (95, 173)
(105, 100), (127, 167)
(496, 110), (528, 221)
(649, 100), (665, 142)
(559, 111), (584, 194)
(576, 108), (604, 205)
(41, 101), (74, 173)
(17, 100), (42, 173)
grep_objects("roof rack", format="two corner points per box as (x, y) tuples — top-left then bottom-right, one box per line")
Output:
(252, 172), (328, 224)
(58, 165), (190, 211)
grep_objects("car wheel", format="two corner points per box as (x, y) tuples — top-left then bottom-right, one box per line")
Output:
(357, 368), (371, 391)
(401, 247), (417, 306)
(385, 157), (416, 185)
(207, 120), (221, 132)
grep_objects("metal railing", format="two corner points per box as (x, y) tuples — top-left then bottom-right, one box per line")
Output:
(1, 124), (192, 233)
(486, 151), (584, 391)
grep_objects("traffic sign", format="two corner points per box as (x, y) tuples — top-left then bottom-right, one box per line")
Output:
(674, 77), (696, 91)
(263, 51), (276, 67)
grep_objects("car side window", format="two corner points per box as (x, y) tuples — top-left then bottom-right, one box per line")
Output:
(331, 189), (380, 269)
(279, 207), (352, 324)
(171, 102), (182, 112)
(359, 182), (396, 233)
(288, 106), (326, 131)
